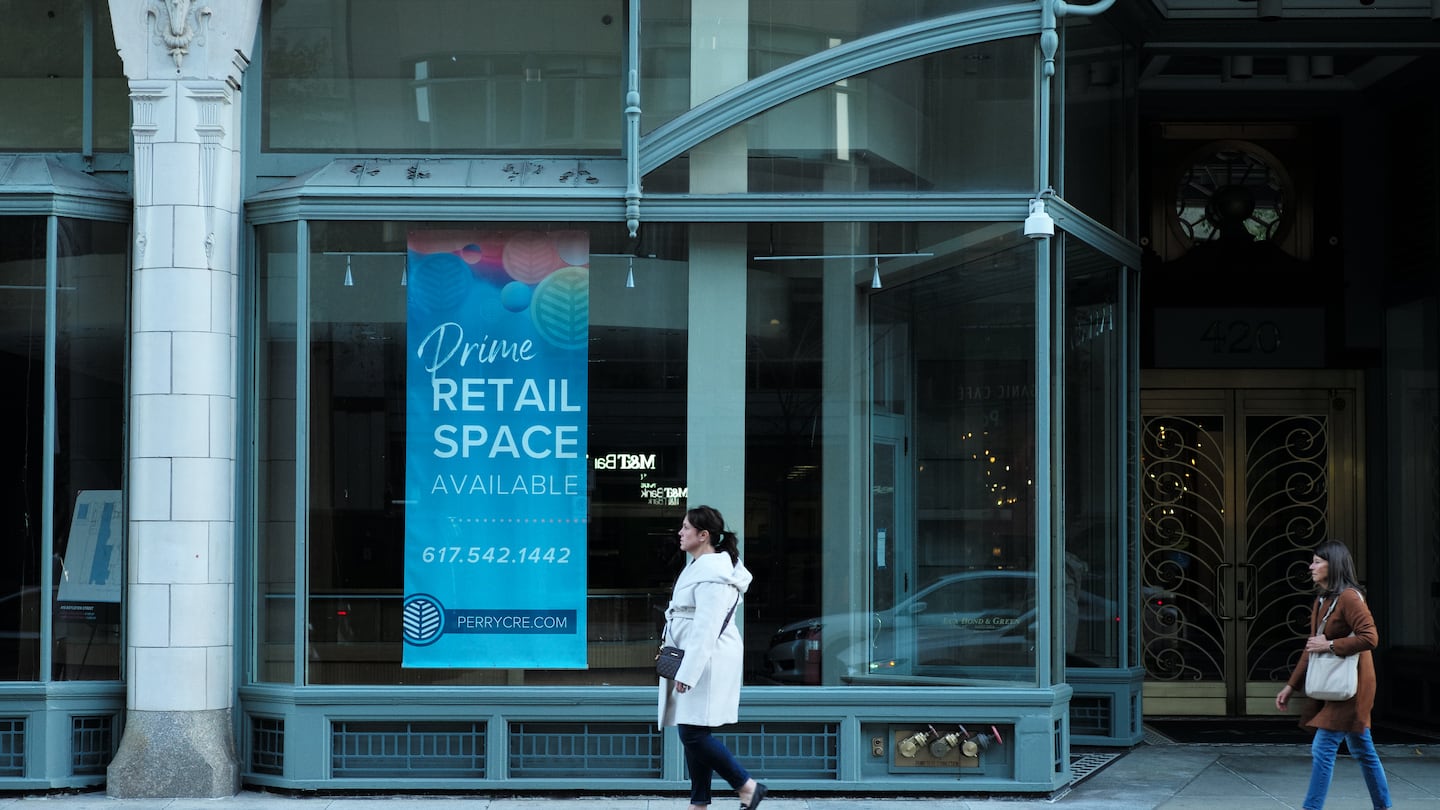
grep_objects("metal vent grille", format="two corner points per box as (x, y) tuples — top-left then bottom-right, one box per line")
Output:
(508, 722), (661, 778)
(332, 721), (485, 779)
(1070, 694), (1113, 737)
(250, 716), (284, 776)
(700, 723), (839, 780)
(0, 718), (24, 776)
(71, 715), (115, 775)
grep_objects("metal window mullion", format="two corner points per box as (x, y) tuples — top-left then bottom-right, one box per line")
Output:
(1034, 235), (1054, 689)
(41, 215), (59, 683)
(83, 0), (95, 160)
(1120, 265), (1140, 670)
(294, 219), (311, 687)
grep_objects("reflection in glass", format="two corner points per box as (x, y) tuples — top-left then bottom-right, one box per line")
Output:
(647, 37), (1036, 194)
(263, 0), (623, 153)
(642, 0), (1023, 135)
(52, 218), (128, 680)
(889, 237), (1038, 681)
(756, 224), (1041, 686)
(0, 216), (46, 681)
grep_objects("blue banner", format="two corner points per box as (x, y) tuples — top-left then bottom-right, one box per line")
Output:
(403, 230), (589, 668)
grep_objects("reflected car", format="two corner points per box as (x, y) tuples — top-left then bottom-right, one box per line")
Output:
(761, 570), (1124, 683)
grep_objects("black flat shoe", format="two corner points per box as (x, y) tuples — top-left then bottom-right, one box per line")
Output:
(740, 782), (767, 810)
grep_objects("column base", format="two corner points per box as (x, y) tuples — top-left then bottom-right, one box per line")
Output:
(107, 708), (239, 797)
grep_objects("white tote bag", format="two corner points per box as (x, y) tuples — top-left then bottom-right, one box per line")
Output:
(1303, 591), (1358, 701)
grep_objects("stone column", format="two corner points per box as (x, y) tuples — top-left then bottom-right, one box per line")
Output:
(105, 0), (261, 798)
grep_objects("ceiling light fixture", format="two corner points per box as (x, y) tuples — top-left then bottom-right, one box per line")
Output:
(751, 252), (935, 291)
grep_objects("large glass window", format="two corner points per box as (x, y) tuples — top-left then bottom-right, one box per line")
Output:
(0, 215), (127, 682)
(0, 216), (45, 681)
(256, 222), (298, 684)
(263, 0), (624, 153)
(256, 217), (1057, 688)
(647, 37), (1037, 194)
(1062, 237), (1127, 669)
(52, 218), (127, 680)
(642, 0), (1021, 135)
(282, 221), (687, 685)
(0, 0), (128, 151)
(1062, 18), (1135, 237)
(751, 222), (1040, 687)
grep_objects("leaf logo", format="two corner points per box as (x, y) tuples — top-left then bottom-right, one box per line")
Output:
(402, 594), (445, 646)
(531, 266), (590, 350)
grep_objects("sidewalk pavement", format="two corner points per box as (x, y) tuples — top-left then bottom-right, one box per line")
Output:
(5, 741), (1438, 810)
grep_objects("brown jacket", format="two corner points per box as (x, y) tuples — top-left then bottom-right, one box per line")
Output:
(1286, 587), (1378, 733)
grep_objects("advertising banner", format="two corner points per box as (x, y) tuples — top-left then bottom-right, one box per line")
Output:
(403, 230), (589, 668)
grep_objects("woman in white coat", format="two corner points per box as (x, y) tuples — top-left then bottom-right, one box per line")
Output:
(659, 505), (767, 810)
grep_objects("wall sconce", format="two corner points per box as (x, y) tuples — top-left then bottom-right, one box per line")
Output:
(1024, 198), (1055, 240)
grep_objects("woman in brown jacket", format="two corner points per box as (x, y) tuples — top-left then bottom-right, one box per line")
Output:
(1275, 540), (1392, 810)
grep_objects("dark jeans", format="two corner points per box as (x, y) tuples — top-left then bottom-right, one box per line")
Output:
(678, 724), (751, 805)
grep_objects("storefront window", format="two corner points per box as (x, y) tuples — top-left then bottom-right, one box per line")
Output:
(257, 216), (1057, 687)
(52, 218), (127, 680)
(751, 222), (1041, 686)
(256, 222), (299, 684)
(263, 0), (624, 153)
(0, 0), (128, 151)
(642, 0), (1021, 135)
(0, 215), (126, 682)
(1062, 237), (1127, 669)
(647, 37), (1037, 194)
(0, 216), (45, 681)
(300, 221), (686, 685)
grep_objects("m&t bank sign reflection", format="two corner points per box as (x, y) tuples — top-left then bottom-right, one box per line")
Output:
(402, 230), (589, 669)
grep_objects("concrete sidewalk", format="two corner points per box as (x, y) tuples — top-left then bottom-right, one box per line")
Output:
(4, 742), (1438, 810)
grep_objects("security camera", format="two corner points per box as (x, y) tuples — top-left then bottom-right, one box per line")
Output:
(1024, 199), (1054, 240)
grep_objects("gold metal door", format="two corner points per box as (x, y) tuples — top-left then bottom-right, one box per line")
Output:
(1140, 371), (1363, 716)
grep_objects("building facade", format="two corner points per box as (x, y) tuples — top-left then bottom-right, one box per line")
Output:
(0, 0), (1435, 797)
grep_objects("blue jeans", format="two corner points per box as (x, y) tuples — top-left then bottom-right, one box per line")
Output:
(678, 724), (751, 805)
(1304, 727), (1392, 810)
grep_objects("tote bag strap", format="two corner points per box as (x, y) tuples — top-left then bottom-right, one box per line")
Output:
(1312, 587), (1350, 635)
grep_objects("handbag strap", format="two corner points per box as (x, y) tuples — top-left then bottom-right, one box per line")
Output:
(663, 588), (742, 645)
(1313, 588), (1348, 636)
(717, 588), (741, 636)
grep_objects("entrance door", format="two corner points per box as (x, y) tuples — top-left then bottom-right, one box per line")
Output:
(1140, 371), (1363, 716)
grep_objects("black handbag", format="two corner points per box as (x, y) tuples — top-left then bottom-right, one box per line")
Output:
(656, 590), (740, 680)
(655, 645), (685, 679)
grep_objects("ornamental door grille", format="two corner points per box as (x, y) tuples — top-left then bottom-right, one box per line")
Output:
(1140, 375), (1362, 716)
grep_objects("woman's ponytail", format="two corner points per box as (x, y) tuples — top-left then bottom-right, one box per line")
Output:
(687, 506), (740, 565)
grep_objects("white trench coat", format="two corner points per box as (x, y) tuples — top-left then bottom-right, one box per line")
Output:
(657, 551), (753, 728)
